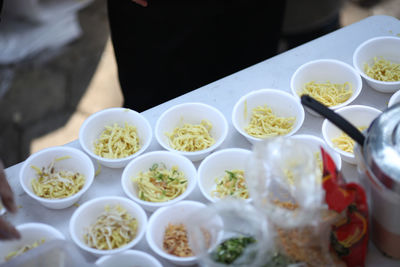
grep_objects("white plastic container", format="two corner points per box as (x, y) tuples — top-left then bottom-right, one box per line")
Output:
(232, 89), (304, 144)
(353, 36), (400, 93)
(322, 105), (381, 164)
(155, 102), (228, 162)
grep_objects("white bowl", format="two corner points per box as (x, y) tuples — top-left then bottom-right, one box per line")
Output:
(290, 134), (342, 171)
(95, 250), (163, 267)
(69, 196), (147, 257)
(197, 148), (252, 203)
(291, 59), (362, 115)
(322, 105), (382, 164)
(155, 103), (228, 162)
(79, 108), (152, 168)
(353, 36), (400, 93)
(146, 200), (206, 266)
(232, 89), (305, 144)
(19, 146), (95, 209)
(388, 90), (400, 107)
(121, 151), (197, 212)
(0, 222), (65, 264)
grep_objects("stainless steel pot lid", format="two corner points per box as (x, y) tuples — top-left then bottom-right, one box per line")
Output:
(364, 103), (400, 193)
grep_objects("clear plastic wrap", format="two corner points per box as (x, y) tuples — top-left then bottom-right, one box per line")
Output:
(188, 137), (368, 267)
(187, 199), (275, 267)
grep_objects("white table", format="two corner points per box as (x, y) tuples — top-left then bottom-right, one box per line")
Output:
(4, 15), (400, 267)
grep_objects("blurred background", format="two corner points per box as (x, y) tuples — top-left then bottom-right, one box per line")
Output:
(0, 0), (399, 168)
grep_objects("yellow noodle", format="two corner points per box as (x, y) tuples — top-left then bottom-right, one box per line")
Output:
(245, 105), (295, 138)
(211, 170), (249, 199)
(364, 57), (400, 82)
(332, 126), (367, 153)
(299, 81), (353, 107)
(94, 123), (140, 159)
(166, 120), (215, 152)
(133, 163), (188, 202)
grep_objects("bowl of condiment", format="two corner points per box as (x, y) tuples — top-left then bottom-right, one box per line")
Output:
(69, 196), (147, 257)
(155, 102), (228, 162)
(197, 148), (252, 203)
(232, 89), (304, 144)
(79, 107), (152, 168)
(121, 150), (197, 212)
(388, 89), (400, 107)
(19, 146), (95, 209)
(291, 59), (362, 115)
(0, 223), (64, 264)
(353, 36), (400, 93)
(146, 200), (207, 266)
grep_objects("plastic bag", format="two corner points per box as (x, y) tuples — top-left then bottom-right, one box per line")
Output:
(187, 199), (274, 267)
(246, 137), (368, 267)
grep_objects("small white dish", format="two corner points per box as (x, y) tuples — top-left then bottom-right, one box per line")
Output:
(232, 89), (304, 144)
(146, 200), (206, 266)
(197, 148), (252, 203)
(121, 150), (197, 212)
(388, 90), (400, 107)
(69, 196), (147, 257)
(95, 250), (162, 267)
(353, 36), (400, 93)
(19, 146), (95, 209)
(291, 59), (362, 115)
(0, 222), (65, 264)
(290, 134), (342, 170)
(322, 105), (382, 164)
(155, 102), (228, 162)
(79, 107), (152, 168)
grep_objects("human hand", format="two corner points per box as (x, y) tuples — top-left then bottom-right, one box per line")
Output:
(0, 160), (20, 240)
(132, 0), (148, 7)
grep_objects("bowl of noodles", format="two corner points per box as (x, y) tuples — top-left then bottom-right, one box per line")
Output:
(197, 148), (252, 203)
(353, 36), (400, 93)
(146, 200), (208, 266)
(79, 107), (152, 168)
(231, 89), (305, 144)
(321, 105), (382, 164)
(290, 59), (362, 115)
(121, 150), (197, 212)
(154, 102), (228, 162)
(69, 196), (147, 257)
(0, 223), (64, 264)
(19, 146), (95, 209)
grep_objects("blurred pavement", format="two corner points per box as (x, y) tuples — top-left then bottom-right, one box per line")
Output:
(0, 0), (399, 167)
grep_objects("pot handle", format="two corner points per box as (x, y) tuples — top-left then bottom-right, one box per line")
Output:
(301, 95), (365, 146)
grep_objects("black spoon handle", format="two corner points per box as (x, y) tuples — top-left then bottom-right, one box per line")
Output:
(301, 95), (365, 146)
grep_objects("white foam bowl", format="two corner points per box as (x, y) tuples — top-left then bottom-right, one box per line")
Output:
(79, 108), (152, 168)
(0, 223), (65, 264)
(121, 150), (197, 212)
(69, 196), (147, 257)
(290, 134), (342, 170)
(95, 250), (163, 267)
(388, 90), (400, 107)
(197, 148), (252, 203)
(232, 89), (305, 144)
(353, 36), (400, 93)
(291, 59), (362, 115)
(322, 105), (382, 165)
(146, 200), (206, 266)
(155, 102), (228, 162)
(19, 146), (95, 209)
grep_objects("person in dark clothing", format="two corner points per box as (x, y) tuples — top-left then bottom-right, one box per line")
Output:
(107, 0), (286, 112)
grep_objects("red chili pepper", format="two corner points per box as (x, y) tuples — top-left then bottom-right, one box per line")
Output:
(320, 148), (369, 267)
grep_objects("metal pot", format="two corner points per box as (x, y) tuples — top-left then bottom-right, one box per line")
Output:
(301, 95), (400, 259)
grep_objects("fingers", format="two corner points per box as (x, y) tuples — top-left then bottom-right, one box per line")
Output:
(0, 219), (20, 240)
(0, 160), (17, 213)
(132, 0), (148, 7)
